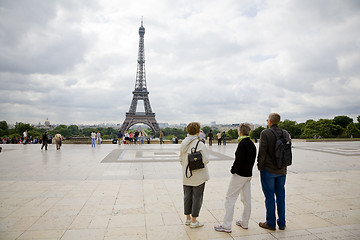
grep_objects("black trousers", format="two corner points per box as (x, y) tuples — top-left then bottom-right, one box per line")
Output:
(183, 182), (205, 218)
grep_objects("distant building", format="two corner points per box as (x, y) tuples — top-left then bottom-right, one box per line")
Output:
(34, 118), (52, 129)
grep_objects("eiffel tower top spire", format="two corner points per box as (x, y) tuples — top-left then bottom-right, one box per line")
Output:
(135, 18), (146, 91)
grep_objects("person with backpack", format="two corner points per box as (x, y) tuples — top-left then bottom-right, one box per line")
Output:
(257, 113), (292, 231)
(179, 122), (210, 228)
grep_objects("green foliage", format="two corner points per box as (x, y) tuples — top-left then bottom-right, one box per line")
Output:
(201, 126), (213, 136)
(333, 115), (353, 128)
(344, 123), (360, 138)
(227, 129), (238, 139)
(14, 122), (34, 135)
(0, 121), (9, 136)
(302, 119), (344, 138)
(1, 115), (359, 140)
(278, 120), (302, 138)
(250, 126), (265, 139)
(160, 128), (187, 139)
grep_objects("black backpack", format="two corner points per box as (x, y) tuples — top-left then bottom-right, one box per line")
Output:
(269, 128), (292, 169)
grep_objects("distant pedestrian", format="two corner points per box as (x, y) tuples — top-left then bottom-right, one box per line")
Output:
(54, 132), (63, 150)
(124, 131), (129, 144)
(117, 131), (123, 145)
(199, 130), (206, 144)
(23, 130), (28, 145)
(96, 131), (101, 144)
(91, 131), (96, 148)
(222, 131), (227, 145)
(41, 131), (48, 150)
(159, 130), (164, 144)
(214, 123), (256, 233)
(208, 130), (213, 146)
(217, 131), (222, 145)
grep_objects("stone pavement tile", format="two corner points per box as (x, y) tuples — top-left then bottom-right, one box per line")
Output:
(113, 203), (145, 215)
(61, 229), (106, 240)
(0, 206), (18, 218)
(104, 226), (146, 240)
(285, 213), (334, 230)
(79, 203), (114, 216)
(17, 230), (65, 240)
(145, 213), (164, 226)
(0, 231), (23, 240)
(315, 209), (360, 225)
(7, 206), (51, 218)
(108, 214), (145, 228)
(341, 224), (360, 237)
(29, 215), (76, 231)
(232, 234), (276, 240)
(42, 205), (83, 217)
(3, 216), (39, 232)
(147, 225), (189, 240)
(162, 212), (182, 225)
(308, 226), (358, 240)
(270, 229), (315, 239)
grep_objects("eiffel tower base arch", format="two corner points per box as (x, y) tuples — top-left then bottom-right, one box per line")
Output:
(120, 113), (160, 134)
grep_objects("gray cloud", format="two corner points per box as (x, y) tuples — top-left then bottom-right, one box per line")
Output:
(0, 0), (359, 126)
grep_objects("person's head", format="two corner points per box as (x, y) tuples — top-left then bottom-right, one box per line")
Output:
(186, 122), (201, 135)
(267, 113), (281, 127)
(238, 123), (251, 136)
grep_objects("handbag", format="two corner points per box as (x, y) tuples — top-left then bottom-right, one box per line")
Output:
(186, 139), (205, 178)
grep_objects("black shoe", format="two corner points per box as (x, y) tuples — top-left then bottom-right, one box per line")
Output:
(279, 225), (286, 230)
(259, 222), (275, 231)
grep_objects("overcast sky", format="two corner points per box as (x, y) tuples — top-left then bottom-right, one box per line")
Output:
(1, 0), (359, 126)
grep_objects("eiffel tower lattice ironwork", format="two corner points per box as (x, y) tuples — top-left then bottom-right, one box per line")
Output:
(120, 19), (160, 134)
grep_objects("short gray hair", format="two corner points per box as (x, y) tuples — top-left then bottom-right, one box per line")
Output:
(239, 123), (251, 136)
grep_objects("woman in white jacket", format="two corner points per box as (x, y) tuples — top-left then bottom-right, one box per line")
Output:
(180, 122), (210, 228)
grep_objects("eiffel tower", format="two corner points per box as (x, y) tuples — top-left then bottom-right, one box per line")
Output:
(120, 19), (160, 134)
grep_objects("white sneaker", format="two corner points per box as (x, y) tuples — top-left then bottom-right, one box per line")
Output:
(185, 219), (191, 226)
(190, 221), (204, 228)
(214, 225), (232, 233)
(236, 220), (248, 229)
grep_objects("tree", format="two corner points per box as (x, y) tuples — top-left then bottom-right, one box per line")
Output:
(279, 120), (302, 138)
(344, 123), (360, 138)
(227, 129), (238, 139)
(14, 122), (34, 136)
(201, 126), (213, 136)
(250, 126), (265, 139)
(301, 120), (318, 138)
(0, 121), (9, 137)
(68, 125), (80, 136)
(333, 116), (353, 128)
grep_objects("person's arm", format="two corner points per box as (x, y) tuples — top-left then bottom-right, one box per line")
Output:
(231, 143), (242, 174)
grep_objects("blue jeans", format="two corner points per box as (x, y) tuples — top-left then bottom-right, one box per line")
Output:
(260, 169), (286, 229)
(91, 138), (96, 147)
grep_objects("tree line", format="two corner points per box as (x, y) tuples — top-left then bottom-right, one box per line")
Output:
(0, 115), (359, 142)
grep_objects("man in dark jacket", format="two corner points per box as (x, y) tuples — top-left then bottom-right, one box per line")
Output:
(41, 131), (48, 150)
(214, 123), (256, 233)
(257, 113), (290, 231)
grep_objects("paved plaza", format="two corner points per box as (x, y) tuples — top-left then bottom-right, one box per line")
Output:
(0, 141), (360, 240)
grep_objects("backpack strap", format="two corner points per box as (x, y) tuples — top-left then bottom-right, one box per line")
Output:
(269, 128), (284, 139)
